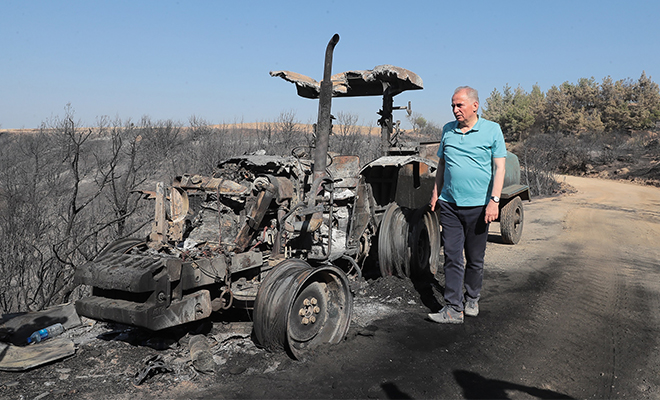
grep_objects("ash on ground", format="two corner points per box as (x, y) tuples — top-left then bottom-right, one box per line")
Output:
(0, 275), (443, 399)
(352, 275), (435, 326)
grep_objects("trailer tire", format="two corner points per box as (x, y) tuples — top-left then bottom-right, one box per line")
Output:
(500, 197), (524, 244)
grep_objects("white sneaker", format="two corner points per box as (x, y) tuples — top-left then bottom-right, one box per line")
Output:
(428, 306), (464, 324)
(465, 298), (479, 317)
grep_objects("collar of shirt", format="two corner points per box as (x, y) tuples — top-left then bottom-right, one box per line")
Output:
(451, 116), (482, 134)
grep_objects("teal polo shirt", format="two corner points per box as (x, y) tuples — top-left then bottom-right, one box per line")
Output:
(438, 117), (507, 207)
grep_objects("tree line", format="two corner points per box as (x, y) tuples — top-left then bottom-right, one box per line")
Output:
(483, 72), (660, 141)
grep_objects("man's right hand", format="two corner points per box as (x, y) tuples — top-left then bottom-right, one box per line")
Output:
(430, 189), (438, 212)
(431, 159), (444, 212)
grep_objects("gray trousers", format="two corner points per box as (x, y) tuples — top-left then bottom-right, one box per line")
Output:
(439, 200), (489, 311)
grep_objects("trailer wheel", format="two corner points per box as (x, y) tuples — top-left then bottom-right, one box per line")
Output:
(411, 205), (442, 277)
(253, 259), (352, 360)
(378, 203), (411, 277)
(500, 197), (524, 244)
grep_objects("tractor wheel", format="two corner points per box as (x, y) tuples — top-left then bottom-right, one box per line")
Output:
(253, 259), (352, 360)
(411, 205), (442, 277)
(500, 197), (524, 244)
(377, 203), (411, 277)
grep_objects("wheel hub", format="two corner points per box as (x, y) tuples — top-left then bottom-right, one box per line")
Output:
(298, 297), (321, 325)
(288, 282), (326, 342)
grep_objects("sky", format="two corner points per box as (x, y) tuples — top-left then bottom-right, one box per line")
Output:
(2, 0), (659, 130)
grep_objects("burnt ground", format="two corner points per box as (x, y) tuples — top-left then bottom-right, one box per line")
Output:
(0, 275), (435, 400)
(3, 175), (660, 399)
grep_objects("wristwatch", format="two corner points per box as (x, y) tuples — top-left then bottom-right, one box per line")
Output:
(490, 196), (500, 203)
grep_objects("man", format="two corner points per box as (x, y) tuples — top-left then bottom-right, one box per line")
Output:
(428, 86), (506, 324)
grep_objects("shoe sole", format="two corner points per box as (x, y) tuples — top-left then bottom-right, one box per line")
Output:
(465, 301), (479, 317)
(427, 313), (464, 324)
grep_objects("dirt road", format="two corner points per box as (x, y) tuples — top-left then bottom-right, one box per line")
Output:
(456, 175), (660, 399)
(183, 175), (660, 399)
(2, 175), (660, 399)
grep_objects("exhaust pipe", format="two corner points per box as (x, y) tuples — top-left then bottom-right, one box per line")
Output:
(313, 33), (340, 181)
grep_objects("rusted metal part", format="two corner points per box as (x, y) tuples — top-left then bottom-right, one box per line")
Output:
(137, 190), (156, 199)
(181, 259), (225, 289)
(361, 155), (437, 209)
(361, 155), (434, 169)
(270, 175), (295, 202)
(75, 252), (213, 330)
(229, 251), (263, 274)
(76, 289), (212, 331)
(218, 155), (302, 176)
(306, 175), (335, 255)
(284, 204), (325, 232)
(75, 252), (178, 292)
(327, 155), (360, 188)
(313, 33), (340, 183)
(270, 64), (423, 99)
(169, 188), (188, 219)
(271, 60), (423, 156)
(417, 141), (441, 164)
(380, 89), (394, 155)
(149, 182), (167, 245)
(234, 183), (276, 252)
(95, 238), (145, 259)
(394, 162), (437, 210)
(174, 174), (249, 196)
(211, 289), (233, 311)
(168, 187), (189, 242)
(346, 177), (373, 257)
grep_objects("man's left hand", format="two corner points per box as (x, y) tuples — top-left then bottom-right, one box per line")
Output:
(485, 200), (499, 223)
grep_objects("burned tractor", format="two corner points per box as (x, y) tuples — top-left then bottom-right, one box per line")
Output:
(74, 34), (529, 358)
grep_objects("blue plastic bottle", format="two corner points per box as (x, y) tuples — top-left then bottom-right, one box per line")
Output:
(27, 323), (65, 344)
